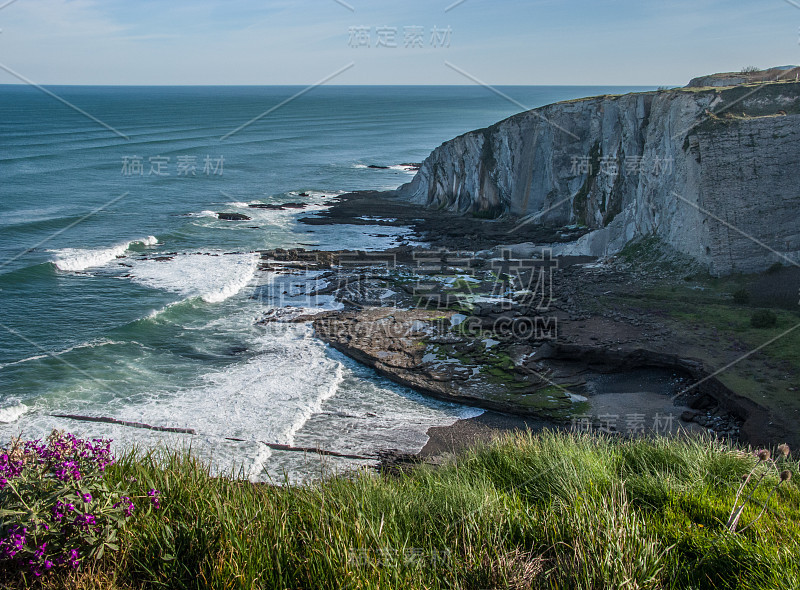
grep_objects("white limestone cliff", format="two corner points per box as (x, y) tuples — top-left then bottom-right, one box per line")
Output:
(395, 83), (800, 275)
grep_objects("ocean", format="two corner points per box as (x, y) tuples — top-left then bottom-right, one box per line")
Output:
(0, 84), (653, 481)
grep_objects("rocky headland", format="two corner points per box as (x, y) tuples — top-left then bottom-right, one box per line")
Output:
(262, 69), (800, 453)
(393, 76), (800, 276)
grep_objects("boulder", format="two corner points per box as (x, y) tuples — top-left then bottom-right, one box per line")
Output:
(217, 212), (251, 221)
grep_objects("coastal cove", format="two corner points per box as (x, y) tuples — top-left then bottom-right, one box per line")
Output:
(2, 79), (799, 484)
(1, 84), (661, 482)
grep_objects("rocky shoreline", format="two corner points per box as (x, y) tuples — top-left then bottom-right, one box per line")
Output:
(297, 190), (590, 251)
(252, 193), (787, 456)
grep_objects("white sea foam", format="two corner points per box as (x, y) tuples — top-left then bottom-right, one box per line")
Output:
(152, 325), (347, 475)
(0, 402), (27, 424)
(0, 354), (48, 369)
(388, 164), (418, 173)
(285, 362), (344, 445)
(0, 321), (480, 483)
(356, 216), (398, 223)
(287, 356), (485, 475)
(52, 236), (158, 272)
(0, 324), (347, 481)
(128, 252), (258, 303)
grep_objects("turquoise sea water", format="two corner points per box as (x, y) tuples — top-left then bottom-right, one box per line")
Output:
(0, 84), (653, 480)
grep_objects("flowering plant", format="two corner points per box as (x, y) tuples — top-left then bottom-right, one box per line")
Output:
(0, 431), (160, 578)
(726, 444), (793, 533)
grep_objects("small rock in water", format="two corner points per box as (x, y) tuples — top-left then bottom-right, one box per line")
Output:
(217, 212), (251, 221)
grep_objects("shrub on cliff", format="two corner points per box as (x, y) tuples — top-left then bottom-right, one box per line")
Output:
(733, 288), (750, 304)
(751, 309), (778, 328)
(0, 432), (160, 583)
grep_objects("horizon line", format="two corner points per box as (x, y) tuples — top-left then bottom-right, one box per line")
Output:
(0, 82), (670, 88)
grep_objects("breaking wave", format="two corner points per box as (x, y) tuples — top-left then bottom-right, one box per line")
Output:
(52, 236), (158, 272)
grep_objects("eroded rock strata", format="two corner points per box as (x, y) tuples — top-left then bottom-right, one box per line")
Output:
(394, 82), (800, 275)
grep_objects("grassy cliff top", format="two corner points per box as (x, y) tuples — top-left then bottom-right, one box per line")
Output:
(5, 431), (798, 589)
(462, 79), (800, 142)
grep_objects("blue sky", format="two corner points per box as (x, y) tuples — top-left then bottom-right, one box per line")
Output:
(0, 0), (797, 85)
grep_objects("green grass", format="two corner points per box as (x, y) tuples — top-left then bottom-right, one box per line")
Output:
(10, 432), (800, 590)
(595, 262), (800, 438)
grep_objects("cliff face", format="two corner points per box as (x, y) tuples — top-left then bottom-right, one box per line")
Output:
(395, 83), (800, 275)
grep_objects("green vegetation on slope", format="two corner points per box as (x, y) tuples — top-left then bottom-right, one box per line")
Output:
(5, 432), (800, 590)
(604, 264), (800, 426)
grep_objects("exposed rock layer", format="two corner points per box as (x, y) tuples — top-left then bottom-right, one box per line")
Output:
(395, 82), (800, 275)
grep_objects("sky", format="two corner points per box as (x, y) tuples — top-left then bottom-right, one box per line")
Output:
(0, 0), (797, 86)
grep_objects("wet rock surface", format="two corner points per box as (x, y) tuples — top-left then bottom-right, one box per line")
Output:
(314, 307), (579, 420)
(217, 212), (251, 221)
(248, 202), (307, 211)
(298, 191), (590, 251)
(253, 242), (769, 443)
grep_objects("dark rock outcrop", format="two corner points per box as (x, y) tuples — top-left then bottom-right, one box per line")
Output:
(249, 203), (306, 211)
(217, 212), (251, 221)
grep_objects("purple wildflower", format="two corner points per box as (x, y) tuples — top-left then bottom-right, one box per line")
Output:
(114, 496), (135, 517)
(74, 514), (96, 529)
(1, 433), (125, 576)
(0, 526), (27, 559)
(67, 548), (80, 569)
(53, 501), (65, 522)
(148, 488), (161, 510)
